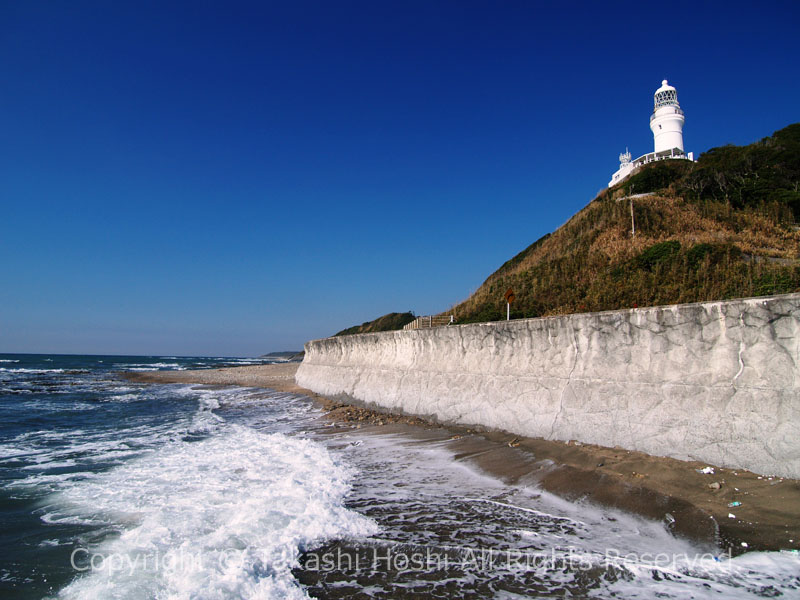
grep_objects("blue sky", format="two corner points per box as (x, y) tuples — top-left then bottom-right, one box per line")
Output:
(1, 1), (798, 356)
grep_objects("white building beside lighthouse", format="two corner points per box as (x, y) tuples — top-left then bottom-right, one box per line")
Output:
(609, 80), (694, 187)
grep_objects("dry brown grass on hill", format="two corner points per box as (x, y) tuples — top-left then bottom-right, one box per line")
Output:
(586, 195), (800, 262)
(506, 195), (797, 278)
(444, 189), (800, 324)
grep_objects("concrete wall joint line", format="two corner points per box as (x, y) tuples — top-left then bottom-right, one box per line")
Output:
(549, 320), (580, 439)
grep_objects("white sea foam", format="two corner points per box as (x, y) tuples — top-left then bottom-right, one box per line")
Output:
(21, 459), (77, 470)
(116, 362), (186, 370)
(0, 368), (65, 374)
(0, 359), (20, 363)
(53, 425), (376, 599)
(0, 387), (32, 394)
(0, 385), (194, 494)
(109, 394), (140, 402)
(330, 431), (800, 598)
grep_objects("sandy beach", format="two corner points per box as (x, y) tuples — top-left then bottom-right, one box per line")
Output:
(125, 363), (800, 554)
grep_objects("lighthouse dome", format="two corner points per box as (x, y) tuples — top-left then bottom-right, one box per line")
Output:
(654, 79), (680, 109)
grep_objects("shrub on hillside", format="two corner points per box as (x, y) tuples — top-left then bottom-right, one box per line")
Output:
(623, 160), (693, 195)
(635, 241), (681, 270)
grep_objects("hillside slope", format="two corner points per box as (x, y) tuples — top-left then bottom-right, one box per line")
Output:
(334, 312), (416, 336)
(448, 123), (800, 323)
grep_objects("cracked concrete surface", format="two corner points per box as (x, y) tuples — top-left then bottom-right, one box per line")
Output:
(297, 294), (800, 478)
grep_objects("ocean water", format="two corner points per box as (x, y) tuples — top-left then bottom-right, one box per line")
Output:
(1, 354), (798, 599)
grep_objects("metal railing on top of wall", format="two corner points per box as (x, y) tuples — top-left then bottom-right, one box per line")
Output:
(403, 315), (454, 330)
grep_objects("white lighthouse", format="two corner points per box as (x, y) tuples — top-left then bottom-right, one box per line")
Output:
(650, 80), (684, 153)
(608, 79), (694, 187)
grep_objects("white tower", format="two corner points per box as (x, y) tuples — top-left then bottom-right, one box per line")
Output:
(608, 79), (693, 188)
(650, 79), (685, 153)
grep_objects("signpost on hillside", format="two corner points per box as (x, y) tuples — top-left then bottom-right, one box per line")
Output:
(504, 288), (515, 321)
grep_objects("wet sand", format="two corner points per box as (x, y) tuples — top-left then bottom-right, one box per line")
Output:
(124, 363), (800, 554)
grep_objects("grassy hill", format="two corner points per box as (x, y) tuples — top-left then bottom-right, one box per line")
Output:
(447, 123), (800, 323)
(334, 312), (416, 336)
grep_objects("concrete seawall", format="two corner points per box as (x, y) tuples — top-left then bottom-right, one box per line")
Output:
(297, 294), (800, 478)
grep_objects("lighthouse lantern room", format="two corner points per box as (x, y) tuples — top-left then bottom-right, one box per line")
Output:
(651, 80), (685, 154)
